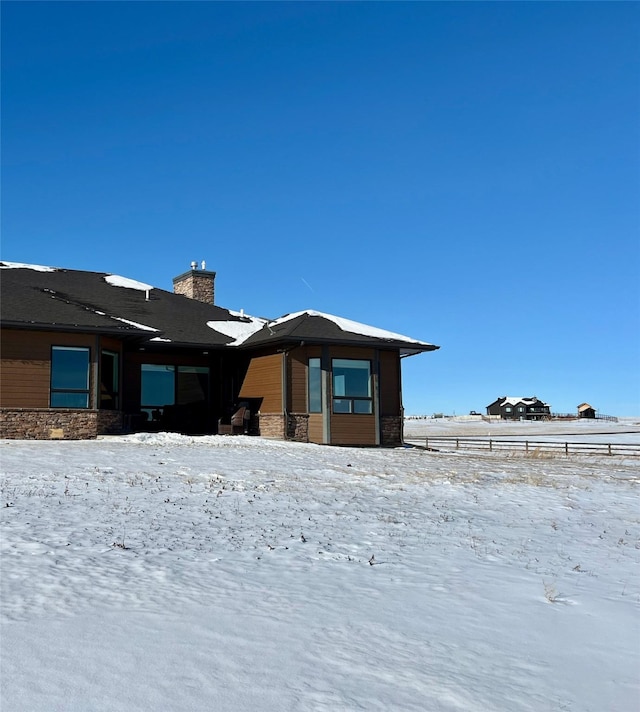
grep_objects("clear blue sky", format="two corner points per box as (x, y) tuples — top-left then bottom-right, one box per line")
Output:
(2, 2), (639, 416)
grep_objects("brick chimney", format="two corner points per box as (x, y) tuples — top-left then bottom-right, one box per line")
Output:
(173, 261), (216, 305)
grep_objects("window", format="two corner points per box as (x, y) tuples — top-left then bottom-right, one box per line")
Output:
(177, 366), (209, 406)
(100, 350), (119, 410)
(141, 364), (175, 414)
(505, 406), (512, 413)
(141, 364), (209, 423)
(332, 359), (372, 414)
(51, 346), (90, 408)
(308, 358), (322, 413)
(517, 406), (525, 413)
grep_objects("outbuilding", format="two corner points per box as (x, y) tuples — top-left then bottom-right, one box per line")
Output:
(577, 403), (596, 419)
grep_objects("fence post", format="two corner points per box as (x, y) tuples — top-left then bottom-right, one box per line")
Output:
(525, 440), (529, 453)
(608, 443), (612, 456)
(565, 442), (569, 456)
(489, 439), (493, 452)
(456, 439), (459, 449)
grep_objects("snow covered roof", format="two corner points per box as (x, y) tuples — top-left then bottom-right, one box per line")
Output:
(577, 403), (594, 411)
(273, 310), (432, 346)
(239, 310), (438, 355)
(0, 262), (438, 354)
(497, 397), (550, 407)
(206, 309), (437, 353)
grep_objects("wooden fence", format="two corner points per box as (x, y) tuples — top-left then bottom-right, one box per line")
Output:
(405, 436), (640, 457)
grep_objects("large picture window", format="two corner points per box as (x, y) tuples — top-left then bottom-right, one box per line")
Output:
(141, 364), (176, 415)
(141, 364), (209, 426)
(51, 346), (90, 408)
(332, 359), (372, 414)
(308, 358), (322, 413)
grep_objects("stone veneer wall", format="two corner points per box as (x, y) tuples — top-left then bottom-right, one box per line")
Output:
(286, 413), (309, 442)
(380, 415), (403, 447)
(256, 413), (285, 439)
(0, 409), (98, 440)
(0, 409), (125, 440)
(97, 410), (124, 435)
(172, 270), (216, 305)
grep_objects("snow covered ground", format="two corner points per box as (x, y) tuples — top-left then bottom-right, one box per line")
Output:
(1, 432), (639, 711)
(405, 416), (640, 444)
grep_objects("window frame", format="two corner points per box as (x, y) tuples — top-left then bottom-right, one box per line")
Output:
(307, 357), (322, 413)
(50, 345), (91, 409)
(331, 358), (373, 415)
(100, 350), (120, 410)
(140, 363), (210, 423)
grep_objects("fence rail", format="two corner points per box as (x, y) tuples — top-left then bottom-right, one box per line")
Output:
(405, 436), (640, 457)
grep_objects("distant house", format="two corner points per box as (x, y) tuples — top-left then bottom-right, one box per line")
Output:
(577, 403), (596, 419)
(0, 262), (439, 445)
(486, 396), (551, 421)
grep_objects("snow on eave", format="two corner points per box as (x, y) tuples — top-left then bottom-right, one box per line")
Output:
(272, 310), (436, 347)
(105, 274), (155, 292)
(501, 397), (549, 407)
(0, 261), (57, 272)
(111, 316), (159, 332)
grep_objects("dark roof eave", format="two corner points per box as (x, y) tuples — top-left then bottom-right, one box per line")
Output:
(138, 339), (230, 351)
(400, 344), (440, 357)
(238, 334), (439, 354)
(0, 319), (155, 340)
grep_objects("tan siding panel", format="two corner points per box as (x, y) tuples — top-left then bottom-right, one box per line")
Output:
(289, 349), (308, 412)
(330, 414), (376, 445)
(288, 346), (322, 413)
(0, 359), (50, 407)
(308, 414), (324, 443)
(239, 353), (283, 412)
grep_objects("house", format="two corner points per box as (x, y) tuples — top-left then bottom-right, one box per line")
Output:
(0, 262), (439, 446)
(486, 396), (551, 421)
(577, 403), (596, 419)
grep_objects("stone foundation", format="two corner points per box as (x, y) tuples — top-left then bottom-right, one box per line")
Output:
(380, 415), (403, 447)
(97, 410), (124, 435)
(256, 412), (285, 439)
(0, 409), (125, 440)
(286, 413), (309, 442)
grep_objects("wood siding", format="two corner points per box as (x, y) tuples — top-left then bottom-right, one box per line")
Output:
(239, 353), (283, 412)
(308, 413), (324, 443)
(378, 350), (401, 416)
(330, 414), (377, 446)
(0, 330), (96, 408)
(288, 345), (322, 413)
(289, 351), (307, 413)
(329, 346), (375, 360)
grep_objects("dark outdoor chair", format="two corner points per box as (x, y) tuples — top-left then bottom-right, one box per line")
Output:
(218, 405), (250, 435)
